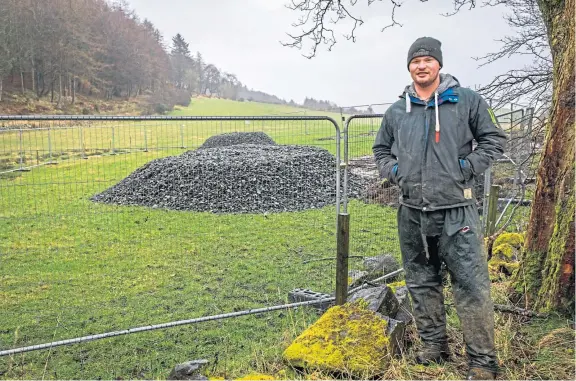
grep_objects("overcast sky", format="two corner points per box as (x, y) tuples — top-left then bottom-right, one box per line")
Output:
(126, 0), (528, 110)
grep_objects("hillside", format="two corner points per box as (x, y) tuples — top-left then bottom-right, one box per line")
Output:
(172, 97), (346, 119)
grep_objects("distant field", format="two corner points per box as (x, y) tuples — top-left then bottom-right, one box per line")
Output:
(173, 97), (347, 120)
(0, 98), (376, 176)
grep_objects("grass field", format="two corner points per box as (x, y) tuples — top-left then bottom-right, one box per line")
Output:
(0, 98), (399, 379)
(0, 98), (572, 380)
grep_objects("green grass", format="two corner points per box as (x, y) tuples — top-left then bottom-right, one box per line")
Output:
(172, 98), (346, 120)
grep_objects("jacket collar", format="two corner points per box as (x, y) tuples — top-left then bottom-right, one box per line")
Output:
(400, 73), (460, 105)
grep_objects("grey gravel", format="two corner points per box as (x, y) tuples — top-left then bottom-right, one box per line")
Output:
(92, 144), (367, 213)
(199, 131), (276, 149)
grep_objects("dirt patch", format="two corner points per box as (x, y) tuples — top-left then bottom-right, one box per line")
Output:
(348, 156), (400, 207)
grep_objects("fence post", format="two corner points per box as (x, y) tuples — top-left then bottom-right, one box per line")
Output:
(485, 184), (501, 237)
(482, 166), (492, 230)
(336, 213), (350, 305)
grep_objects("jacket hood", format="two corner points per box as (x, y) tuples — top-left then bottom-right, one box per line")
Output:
(403, 73), (460, 99)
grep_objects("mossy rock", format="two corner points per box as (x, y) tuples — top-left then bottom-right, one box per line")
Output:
(386, 280), (406, 294)
(489, 258), (520, 280)
(489, 236), (521, 280)
(283, 301), (390, 378)
(493, 232), (524, 249)
(492, 243), (519, 261)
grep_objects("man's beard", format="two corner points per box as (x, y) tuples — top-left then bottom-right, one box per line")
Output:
(416, 72), (439, 88)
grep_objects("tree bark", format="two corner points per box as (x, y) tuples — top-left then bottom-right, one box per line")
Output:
(20, 71), (25, 94)
(50, 75), (54, 103)
(57, 74), (62, 107)
(515, 0), (575, 313)
(31, 66), (35, 94)
(72, 76), (75, 104)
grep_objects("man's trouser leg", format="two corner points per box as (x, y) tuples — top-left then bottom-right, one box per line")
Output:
(439, 223), (498, 372)
(397, 205), (447, 348)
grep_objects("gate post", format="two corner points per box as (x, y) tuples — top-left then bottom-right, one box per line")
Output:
(336, 213), (350, 305)
(485, 185), (501, 237)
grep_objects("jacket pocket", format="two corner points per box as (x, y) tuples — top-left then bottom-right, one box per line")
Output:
(459, 158), (473, 182)
(389, 163), (399, 185)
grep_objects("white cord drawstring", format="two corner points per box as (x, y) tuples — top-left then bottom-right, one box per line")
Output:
(434, 91), (440, 143)
(405, 93), (411, 113)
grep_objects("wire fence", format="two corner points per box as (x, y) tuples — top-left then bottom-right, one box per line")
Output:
(0, 115), (357, 379)
(486, 107), (542, 233)
(342, 114), (402, 269)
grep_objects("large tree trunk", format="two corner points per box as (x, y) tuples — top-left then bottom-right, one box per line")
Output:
(515, 0), (575, 313)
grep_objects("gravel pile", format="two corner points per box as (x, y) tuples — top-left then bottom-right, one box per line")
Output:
(92, 144), (367, 213)
(199, 132), (276, 149)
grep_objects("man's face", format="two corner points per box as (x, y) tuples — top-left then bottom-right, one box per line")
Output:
(409, 56), (441, 87)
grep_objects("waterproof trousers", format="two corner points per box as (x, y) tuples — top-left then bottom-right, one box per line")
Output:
(397, 204), (498, 372)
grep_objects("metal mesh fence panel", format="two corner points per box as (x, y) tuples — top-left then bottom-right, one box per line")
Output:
(486, 108), (540, 233)
(0, 115), (343, 379)
(343, 114), (402, 274)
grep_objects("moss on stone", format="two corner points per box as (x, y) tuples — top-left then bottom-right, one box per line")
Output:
(386, 280), (406, 294)
(493, 243), (515, 260)
(494, 232), (524, 249)
(283, 301), (390, 378)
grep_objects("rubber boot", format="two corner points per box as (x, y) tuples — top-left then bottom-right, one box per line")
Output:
(466, 367), (496, 380)
(415, 343), (451, 365)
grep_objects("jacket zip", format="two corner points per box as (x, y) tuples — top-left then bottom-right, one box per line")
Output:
(422, 104), (431, 211)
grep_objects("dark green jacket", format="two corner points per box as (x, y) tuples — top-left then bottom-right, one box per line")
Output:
(373, 74), (507, 211)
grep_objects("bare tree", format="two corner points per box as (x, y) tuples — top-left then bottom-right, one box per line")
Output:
(473, 0), (552, 112)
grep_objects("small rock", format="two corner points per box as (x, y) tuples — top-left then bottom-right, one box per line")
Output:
(363, 254), (401, 277)
(168, 359), (209, 380)
(288, 288), (333, 312)
(383, 316), (406, 356)
(387, 281), (413, 324)
(348, 269), (369, 288)
(349, 285), (399, 317)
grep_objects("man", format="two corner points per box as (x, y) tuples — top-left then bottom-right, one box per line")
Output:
(373, 37), (506, 380)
